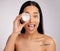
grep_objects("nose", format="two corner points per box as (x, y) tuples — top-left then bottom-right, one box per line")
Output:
(29, 16), (33, 23)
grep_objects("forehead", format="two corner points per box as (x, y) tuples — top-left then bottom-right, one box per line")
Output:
(24, 5), (39, 14)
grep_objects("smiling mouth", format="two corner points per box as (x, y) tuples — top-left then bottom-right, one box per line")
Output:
(28, 23), (35, 31)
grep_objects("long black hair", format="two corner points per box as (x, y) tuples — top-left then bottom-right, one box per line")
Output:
(19, 1), (44, 34)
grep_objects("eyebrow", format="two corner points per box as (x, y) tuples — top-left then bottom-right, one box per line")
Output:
(33, 12), (38, 14)
(25, 12), (39, 14)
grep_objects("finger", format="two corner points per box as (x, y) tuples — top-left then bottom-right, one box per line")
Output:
(22, 21), (29, 27)
(15, 12), (26, 21)
(14, 15), (22, 23)
(15, 15), (22, 21)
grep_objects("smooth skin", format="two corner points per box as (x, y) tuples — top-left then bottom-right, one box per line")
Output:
(4, 5), (56, 51)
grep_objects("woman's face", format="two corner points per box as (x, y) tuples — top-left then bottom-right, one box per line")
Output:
(23, 5), (40, 34)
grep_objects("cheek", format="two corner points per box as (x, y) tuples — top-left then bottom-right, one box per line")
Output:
(36, 17), (40, 24)
(36, 17), (40, 27)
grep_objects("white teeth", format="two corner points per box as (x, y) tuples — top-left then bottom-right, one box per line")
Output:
(29, 24), (34, 27)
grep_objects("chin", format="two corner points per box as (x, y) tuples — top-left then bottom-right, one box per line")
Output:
(26, 29), (36, 34)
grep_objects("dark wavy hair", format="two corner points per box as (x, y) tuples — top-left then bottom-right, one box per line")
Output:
(19, 1), (44, 34)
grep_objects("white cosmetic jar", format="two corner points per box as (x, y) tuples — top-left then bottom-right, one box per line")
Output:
(20, 13), (30, 24)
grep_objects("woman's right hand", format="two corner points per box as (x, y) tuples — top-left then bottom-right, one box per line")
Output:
(12, 14), (27, 35)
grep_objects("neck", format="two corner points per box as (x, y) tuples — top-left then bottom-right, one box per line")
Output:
(24, 30), (39, 40)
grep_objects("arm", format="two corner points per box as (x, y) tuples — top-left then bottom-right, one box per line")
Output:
(4, 33), (18, 51)
(4, 14), (27, 51)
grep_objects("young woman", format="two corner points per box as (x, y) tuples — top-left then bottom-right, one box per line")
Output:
(4, 1), (56, 51)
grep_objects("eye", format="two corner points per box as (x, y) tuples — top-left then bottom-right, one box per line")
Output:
(34, 15), (38, 18)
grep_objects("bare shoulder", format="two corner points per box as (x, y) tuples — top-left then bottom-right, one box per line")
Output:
(16, 34), (23, 40)
(43, 34), (56, 45)
(38, 33), (56, 46)
(39, 34), (56, 51)
(15, 33), (24, 43)
(39, 34), (56, 44)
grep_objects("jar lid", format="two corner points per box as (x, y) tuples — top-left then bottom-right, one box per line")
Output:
(22, 13), (30, 22)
